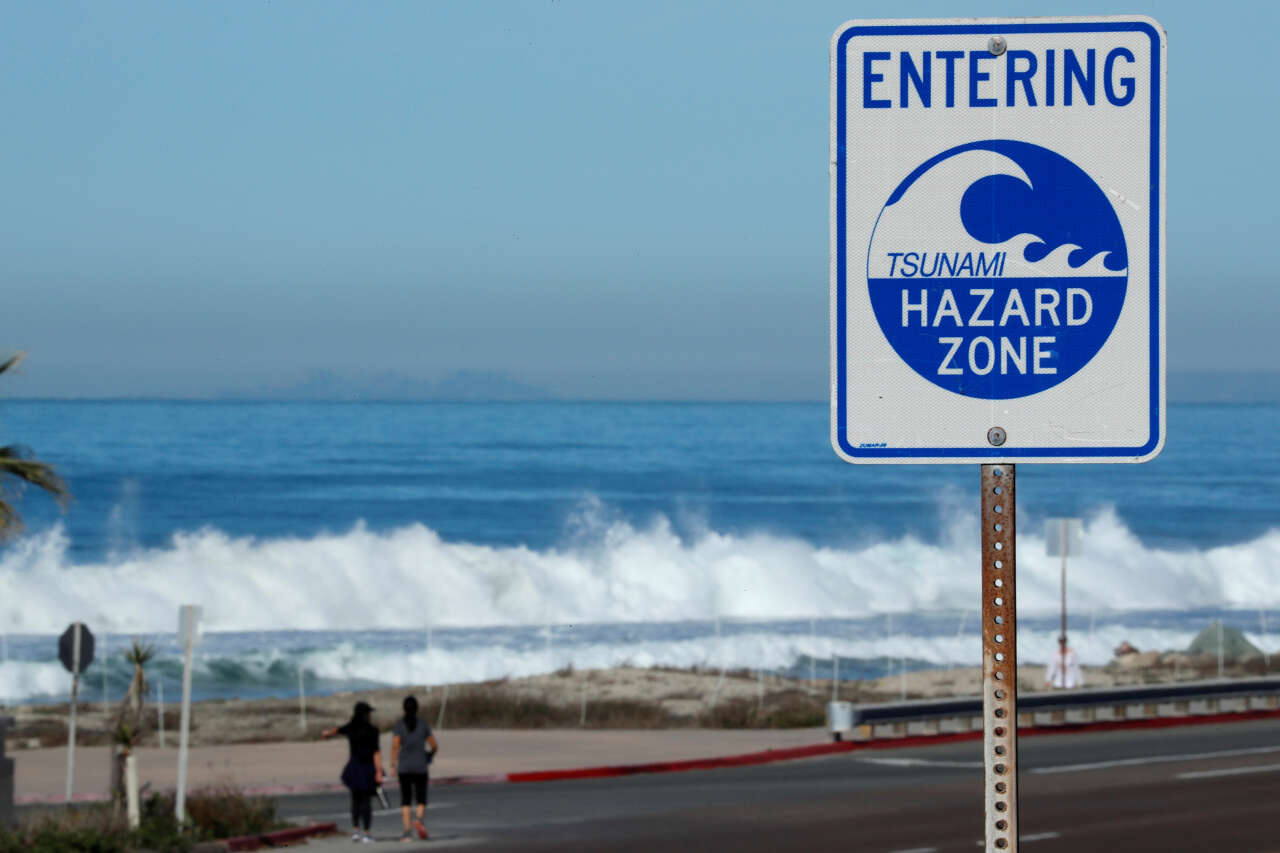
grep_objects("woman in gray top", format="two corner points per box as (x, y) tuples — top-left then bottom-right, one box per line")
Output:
(390, 695), (438, 842)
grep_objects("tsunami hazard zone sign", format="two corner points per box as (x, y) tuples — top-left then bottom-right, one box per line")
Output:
(830, 17), (1166, 464)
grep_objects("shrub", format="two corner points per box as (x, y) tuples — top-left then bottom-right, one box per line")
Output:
(0, 786), (281, 853)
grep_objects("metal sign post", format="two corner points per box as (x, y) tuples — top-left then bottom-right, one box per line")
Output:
(65, 626), (80, 803)
(830, 17), (1167, 850)
(175, 604), (201, 823)
(982, 466), (1017, 849)
(57, 622), (95, 803)
(1046, 518), (1083, 642)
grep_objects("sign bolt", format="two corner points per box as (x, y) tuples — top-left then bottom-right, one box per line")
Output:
(987, 427), (1007, 447)
(988, 36), (1007, 56)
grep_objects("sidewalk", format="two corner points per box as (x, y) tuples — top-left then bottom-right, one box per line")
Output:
(13, 727), (830, 802)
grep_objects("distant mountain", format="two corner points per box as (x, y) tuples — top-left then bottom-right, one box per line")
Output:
(238, 369), (556, 401)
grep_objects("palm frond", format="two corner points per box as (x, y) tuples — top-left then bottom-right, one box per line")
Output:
(0, 354), (71, 541)
(123, 640), (156, 667)
(0, 446), (70, 503)
(0, 353), (25, 377)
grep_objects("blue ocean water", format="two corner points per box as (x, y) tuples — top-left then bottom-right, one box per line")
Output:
(0, 401), (1276, 704)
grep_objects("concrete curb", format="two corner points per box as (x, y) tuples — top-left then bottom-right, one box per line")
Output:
(214, 821), (339, 852)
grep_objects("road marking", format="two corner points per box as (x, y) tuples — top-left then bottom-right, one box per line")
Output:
(1031, 744), (1280, 775)
(974, 831), (1061, 845)
(1177, 762), (1280, 780)
(858, 757), (983, 769)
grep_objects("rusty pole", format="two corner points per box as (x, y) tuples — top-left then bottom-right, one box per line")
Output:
(982, 464), (1018, 850)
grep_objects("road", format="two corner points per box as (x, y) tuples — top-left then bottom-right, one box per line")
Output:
(278, 719), (1280, 850)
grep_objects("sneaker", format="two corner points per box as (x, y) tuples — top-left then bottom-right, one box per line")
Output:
(400, 830), (413, 843)
(414, 819), (429, 840)
(361, 833), (376, 843)
(351, 831), (363, 843)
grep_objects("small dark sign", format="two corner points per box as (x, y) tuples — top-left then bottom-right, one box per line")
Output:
(57, 623), (95, 674)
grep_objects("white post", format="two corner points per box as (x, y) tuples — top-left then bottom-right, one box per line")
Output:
(757, 668), (764, 713)
(832, 654), (839, 702)
(124, 753), (140, 829)
(885, 613), (893, 677)
(102, 631), (109, 717)
(175, 608), (196, 823)
(1217, 619), (1224, 678)
(436, 683), (449, 730)
(810, 618), (817, 686)
(545, 624), (553, 672)
(65, 624), (82, 803)
(1261, 610), (1270, 669)
(157, 680), (165, 748)
(1059, 519), (1069, 645)
(717, 616), (724, 679)
(298, 666), (307, 732)
(579, 679), (587, 727)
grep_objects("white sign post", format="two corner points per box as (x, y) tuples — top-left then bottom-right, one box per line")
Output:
(174, 604), (202, 824)
(1046, 518), (1084, 642)
(58, 622), (95, 803)
(831, 17), (1166, 853)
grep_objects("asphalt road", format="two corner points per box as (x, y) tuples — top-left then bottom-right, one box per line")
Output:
(280, 719), (1280, 851)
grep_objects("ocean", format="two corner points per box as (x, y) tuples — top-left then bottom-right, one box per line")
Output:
(0, 400), (1276, 706)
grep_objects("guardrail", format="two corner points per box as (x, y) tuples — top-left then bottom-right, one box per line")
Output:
(833, 676), (1280, 741)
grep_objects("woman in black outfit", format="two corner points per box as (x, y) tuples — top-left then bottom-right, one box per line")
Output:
(322, 701), (384, 843)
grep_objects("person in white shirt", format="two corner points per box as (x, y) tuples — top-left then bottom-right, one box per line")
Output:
(1044, 635), (1083, 689)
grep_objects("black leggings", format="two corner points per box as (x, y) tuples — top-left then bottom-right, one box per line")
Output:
(350, 790), (372, 830)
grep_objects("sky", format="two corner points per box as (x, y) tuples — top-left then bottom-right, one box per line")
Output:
(0, 0), (1276, 400)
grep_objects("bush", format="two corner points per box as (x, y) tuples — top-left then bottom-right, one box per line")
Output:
(0, 787), (282, 853)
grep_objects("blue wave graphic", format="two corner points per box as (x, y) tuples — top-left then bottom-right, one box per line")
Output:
(886, 140), (1127, 272)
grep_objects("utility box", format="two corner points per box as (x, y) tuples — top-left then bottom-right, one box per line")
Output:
(826, 701), (854, 742)
(0, 716), (14, 827)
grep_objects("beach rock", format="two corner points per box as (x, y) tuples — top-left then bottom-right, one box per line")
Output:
(1111, 650), (1160, 670)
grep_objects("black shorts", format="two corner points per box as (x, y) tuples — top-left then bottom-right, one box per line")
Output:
(399, 772), (428, 807)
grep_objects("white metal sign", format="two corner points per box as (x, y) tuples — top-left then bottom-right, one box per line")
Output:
(831, 17), (1166, 464)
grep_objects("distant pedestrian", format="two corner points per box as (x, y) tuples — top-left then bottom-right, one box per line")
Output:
(322, 701), (384, 843)
(390, 695), (438, 842)
(1045, 635), (1083, 689)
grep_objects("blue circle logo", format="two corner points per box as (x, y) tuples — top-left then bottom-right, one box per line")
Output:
(866, 140), (1127, 400)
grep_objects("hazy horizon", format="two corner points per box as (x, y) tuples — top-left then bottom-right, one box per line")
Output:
(2, 2), (1277, 400)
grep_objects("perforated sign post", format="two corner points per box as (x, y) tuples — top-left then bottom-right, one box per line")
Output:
(830, 17), (1166, 852)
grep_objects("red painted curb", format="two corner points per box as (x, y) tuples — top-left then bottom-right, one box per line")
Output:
(502, 706), (1280, 784)
(507, 741), (856, 783)
(220, 821), (338, 852)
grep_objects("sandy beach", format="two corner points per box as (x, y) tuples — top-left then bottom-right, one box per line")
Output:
(3, 653), (1256, 752)
(4, 654), (1269, 802)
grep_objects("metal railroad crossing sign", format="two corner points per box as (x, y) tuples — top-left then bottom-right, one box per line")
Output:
(831, 17), (1166, 464)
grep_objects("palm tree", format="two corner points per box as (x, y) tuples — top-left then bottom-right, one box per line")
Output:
(116, 639), (156, 734)
(0, 353), (69, 538)
(112, 639), (156, 813)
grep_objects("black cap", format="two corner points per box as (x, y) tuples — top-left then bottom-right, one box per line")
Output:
(354, 701), (374, 714)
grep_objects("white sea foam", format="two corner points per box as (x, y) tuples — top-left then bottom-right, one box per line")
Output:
(0, 503), (1277, 636)
(6, 623), (1274, 705)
